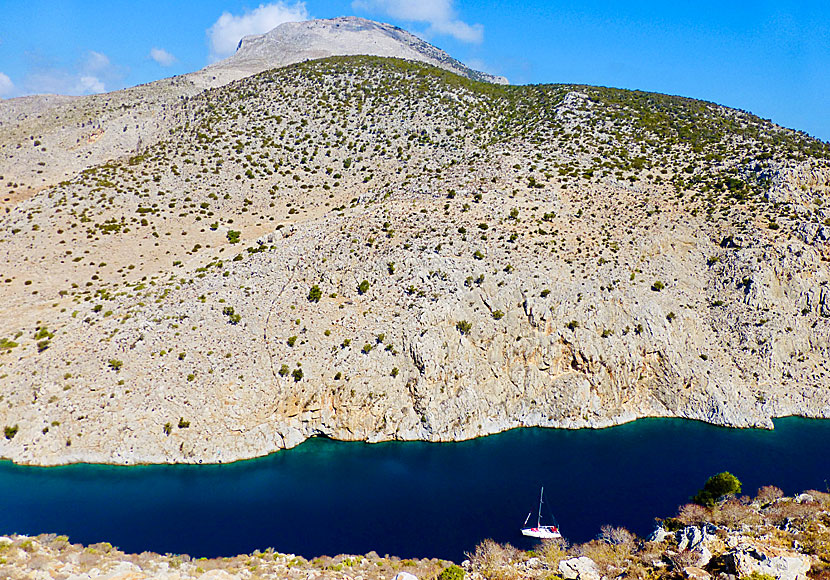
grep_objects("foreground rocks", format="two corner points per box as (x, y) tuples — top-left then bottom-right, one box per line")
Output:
(462, 487), (830, 580)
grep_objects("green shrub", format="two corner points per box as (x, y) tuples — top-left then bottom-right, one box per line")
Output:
(439, 565), (465, 580)
(651, 280), (665, 291)
(4, 424), (18, 440)
(307, 285), (322, 302)
(358, 280), (370, 294)
(108, 359), (123, 372)
(292, 368), (303, 382)
(178, 418), (190, 429)
(456, 320), (472, 334)
(279, 364), (289, 376)
(226, 230), (241, 244)
(287, 336), (298, 347)
(741, 573), (776, 580)
(692, 471), (742, 507)
(0, 338), (19, 351)
(163, 422), (172, 436)
(492, 310), (504, 320)
(222, 306), (241, 324)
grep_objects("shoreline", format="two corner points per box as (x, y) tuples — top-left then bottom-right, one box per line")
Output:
(2, 413), (828, 468)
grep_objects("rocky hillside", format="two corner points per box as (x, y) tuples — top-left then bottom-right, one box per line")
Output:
(2, 487), (828, 580)
(1, 55), (830, 465)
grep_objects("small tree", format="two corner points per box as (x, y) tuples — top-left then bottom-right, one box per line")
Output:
(692, 471), (742, 507)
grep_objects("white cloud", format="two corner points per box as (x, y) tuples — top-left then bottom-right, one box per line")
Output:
(83, 50), (111, 73)
(352, 0), (483, 43)
(23, 50), (123, 96)
(78, 75), (106, 93)
(0, 72), (14, 97)
(207, 2), (309, 60)
(150, 47), (177, 67)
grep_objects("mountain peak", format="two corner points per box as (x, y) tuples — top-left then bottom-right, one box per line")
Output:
(197, 16), (507, 87)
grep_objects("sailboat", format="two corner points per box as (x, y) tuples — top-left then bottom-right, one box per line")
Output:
(521, 487), (562, 539)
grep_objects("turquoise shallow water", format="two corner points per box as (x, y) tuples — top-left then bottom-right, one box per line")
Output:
(1, 417), (828, 560)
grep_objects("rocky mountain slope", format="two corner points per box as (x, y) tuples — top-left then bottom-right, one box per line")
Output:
(2, 487), (828, 580)
(0, 54), (829, 465)
(195, 16), (508, 88)
(0, 18), (502, 209)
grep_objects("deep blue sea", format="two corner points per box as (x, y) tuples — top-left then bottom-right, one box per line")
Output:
(1, 418), (828, 561)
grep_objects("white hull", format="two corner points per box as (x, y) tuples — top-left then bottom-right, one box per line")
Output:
(521, 526), (562, 539)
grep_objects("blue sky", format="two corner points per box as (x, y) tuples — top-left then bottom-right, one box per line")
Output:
(0, 1), (827, 141)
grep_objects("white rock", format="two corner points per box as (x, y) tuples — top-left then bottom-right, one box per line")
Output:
(559, 556), (600, 580)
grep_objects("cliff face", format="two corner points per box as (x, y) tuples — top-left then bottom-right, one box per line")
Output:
(0, 56), (829, 466)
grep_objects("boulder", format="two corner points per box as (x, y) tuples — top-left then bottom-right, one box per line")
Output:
(649, 527), (673, 543)
(725, 544), (811, 580)
(683, 566), (712, 580)
(676, 526), (715, 566)
(559, 556), (600, 580)
(392, 572), (419, 580)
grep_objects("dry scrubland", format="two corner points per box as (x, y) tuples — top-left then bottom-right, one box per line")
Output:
(1, 488), (829, 580)
(1, 57), (830, 465)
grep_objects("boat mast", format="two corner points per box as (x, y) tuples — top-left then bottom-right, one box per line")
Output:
(538, 487), (544, 527)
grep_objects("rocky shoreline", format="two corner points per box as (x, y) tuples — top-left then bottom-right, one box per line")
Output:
(2, 487), (828, 580)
